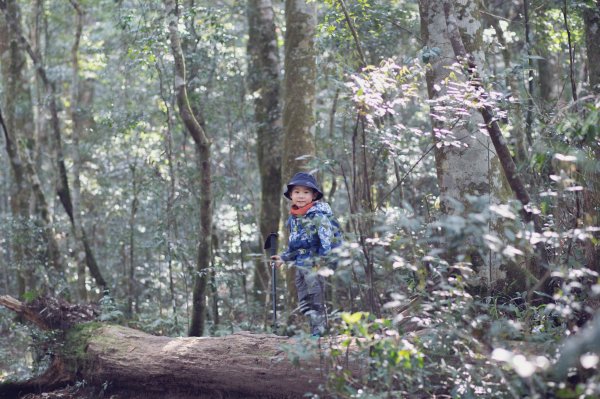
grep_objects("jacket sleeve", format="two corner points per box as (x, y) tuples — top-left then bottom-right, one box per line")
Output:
(280, 248), (294, 262)
(279, 216), (294, 261)
(313, 214), (333, 257)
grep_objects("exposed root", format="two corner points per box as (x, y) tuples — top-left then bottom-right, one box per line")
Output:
(0, 295), (98, 331)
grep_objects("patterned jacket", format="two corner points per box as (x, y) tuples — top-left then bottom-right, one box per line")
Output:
(280, 202), (334, 268)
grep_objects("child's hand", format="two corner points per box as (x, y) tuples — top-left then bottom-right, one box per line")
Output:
(270, 255), (284, 268)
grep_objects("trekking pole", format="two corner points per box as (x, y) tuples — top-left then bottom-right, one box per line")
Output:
(263, 233), (278, 331)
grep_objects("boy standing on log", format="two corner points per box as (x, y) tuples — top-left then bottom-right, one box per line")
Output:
(271, 172), (339, 336)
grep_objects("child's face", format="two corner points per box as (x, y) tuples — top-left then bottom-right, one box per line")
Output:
(290, 185), (317, 207)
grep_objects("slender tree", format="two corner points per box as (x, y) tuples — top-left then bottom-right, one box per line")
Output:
(583, 1), (600, 272)
(281, 0), (317, 310)
(156, 57), (180, 329)
(338, 0), (380, 315)
(584, 3), (600, 92)
(68, 0), (88, 301)
(0, 0), (106, 292)
(126, 164), (140, 317)
(246, 0), (282, 306)
(164, 0), (213, 337)
(0, 0), (66, 286)
(0, 0), (32, 295)
(533, 2), (558, 114)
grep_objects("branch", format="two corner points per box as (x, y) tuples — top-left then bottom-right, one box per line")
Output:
(523, 0), (534, 144)
(0, 295), (50, 329)
(338, 0), (367, 69)
(562, 0), (579, 111)
(0, 295), (98, 330)
(164, 0), (211, 148)
(375, 143), (436, 210)
(0, 103), (14, 157)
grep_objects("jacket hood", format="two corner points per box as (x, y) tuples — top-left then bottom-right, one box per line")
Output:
(306, 201), (333, 216)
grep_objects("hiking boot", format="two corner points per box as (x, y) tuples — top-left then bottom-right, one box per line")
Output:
(308, 309), (327, 336)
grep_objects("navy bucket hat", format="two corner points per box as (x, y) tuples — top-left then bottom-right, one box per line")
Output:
(284, 172), (323, 200)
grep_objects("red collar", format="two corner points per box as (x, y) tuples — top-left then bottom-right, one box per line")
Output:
(290, 201), (315, 216)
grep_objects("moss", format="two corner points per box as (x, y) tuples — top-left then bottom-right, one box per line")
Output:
(62, 322), (104, 374)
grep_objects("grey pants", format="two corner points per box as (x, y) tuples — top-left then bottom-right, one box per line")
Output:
(295, 267), (327, 336)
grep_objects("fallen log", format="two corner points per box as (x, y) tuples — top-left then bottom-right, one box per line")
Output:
(0, 295), (361, 398)
(66, 324), (326, 397)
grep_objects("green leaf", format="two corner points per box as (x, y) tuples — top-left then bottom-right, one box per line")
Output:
(341, 311), (367, 324)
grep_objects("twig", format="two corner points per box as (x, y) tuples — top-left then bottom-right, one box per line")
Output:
(524, 0), (534, 145)
(338, 0), (367, 68)
(390, 20), (423, 44)
(375, 143), (436, 210)
(562, 0), (579, 112)
(0, 104), (9, 144)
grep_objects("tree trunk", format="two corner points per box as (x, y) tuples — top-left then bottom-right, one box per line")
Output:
(247, 0), (283, 310)
(164, 0), (213, 337)
(531, 2), (558, 114)
(72, 326), (325, 398)
(583, 2), (600, 272)
(210, 227), (220, 332)
(0, 0), (66, 284)
(156, 56), (181, 328)
(126, 164), (139, 317)
(68, 0), (89, 301)
(0, 0), (107, 291)
(419, 0), (512, 288)
(0, 295), (354, 399)
(585, 2), (600, 91)
(282, 0), (317, 312)
(0, 0), (32, 296)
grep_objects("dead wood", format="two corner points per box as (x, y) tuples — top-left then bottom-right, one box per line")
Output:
(0, 295), (363, 399)
(0, 295), (98, 330)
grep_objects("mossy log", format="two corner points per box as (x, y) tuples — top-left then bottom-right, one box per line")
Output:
(0, 295), (360, 399)
(66, 324), (327, 397)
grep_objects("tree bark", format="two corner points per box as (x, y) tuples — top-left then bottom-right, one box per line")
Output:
(0, 295), (347, 399)
(585, 2), (600, 92)
(583, 1), (600, 272)
(282, 0), (317, 312)
(531, 2), (558, 114)
(68, 0), (89, 301)
(419, 0), (511, 287)
(164, 0), (212, 337)
(157, 58), (180, 328)
(247, 0), (283, 311)
(126, 164), (139, 317)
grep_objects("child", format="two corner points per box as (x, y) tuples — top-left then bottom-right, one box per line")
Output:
(271, 172), (336, 336)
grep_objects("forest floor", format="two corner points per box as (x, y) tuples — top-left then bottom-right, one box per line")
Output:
(17, 386), (260, 399)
